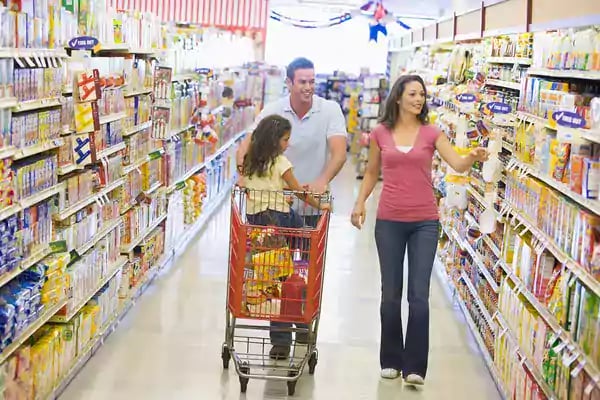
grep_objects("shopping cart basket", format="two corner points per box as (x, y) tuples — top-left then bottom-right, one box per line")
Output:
(222, 187), (331, 396)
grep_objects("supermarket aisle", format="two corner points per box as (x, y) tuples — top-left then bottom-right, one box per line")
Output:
(60, 165), (501, 400)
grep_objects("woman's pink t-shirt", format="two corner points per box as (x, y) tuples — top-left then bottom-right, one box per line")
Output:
(371, 123), (442, 222)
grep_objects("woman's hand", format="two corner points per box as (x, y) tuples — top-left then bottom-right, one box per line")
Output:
(319, 202), (332, 212)
(351, 202), (366, 229)
(469, 147), (489, 163)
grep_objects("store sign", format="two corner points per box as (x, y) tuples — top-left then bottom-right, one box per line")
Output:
(68, 36), (99, 50)
(456, 93), (476, 103)
(552, 111), (586, 128)
(486, 102), (512, 114)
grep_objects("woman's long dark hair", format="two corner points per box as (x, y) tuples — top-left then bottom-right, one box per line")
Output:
(242, 114), (292, 178)
(379, 74), (430, 129)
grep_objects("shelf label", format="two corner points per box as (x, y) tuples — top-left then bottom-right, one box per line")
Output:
(552, 111), (586, 129)
(49, 240), (67, 254)
(456, 93), (476, 103)
(485, 102), (512, 115)
(68, 36), (99, 50)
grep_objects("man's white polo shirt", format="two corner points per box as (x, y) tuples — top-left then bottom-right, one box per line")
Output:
(252, 95), (347, 184)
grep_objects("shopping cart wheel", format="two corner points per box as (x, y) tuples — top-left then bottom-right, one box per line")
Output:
(221, 346), (230, 369)
(287, 370), (297, 396)
(287, 380), (297, 396)
(308, 352), (318, 375)
(239, 364), (250, 393)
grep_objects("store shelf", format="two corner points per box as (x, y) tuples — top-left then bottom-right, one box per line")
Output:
(124, 88), (152, 97)
(512, 159), (600, 216)
(0, 267), (26, 291)
(452, 228), (499, 293)
(20, 183), (64, 209)
(13, 139), (64, 160)
(578, 129), (600, 144)
(21, 245), (51, 269)
(172, 73), (197, 82)
(0, 204), (20, 223)
(13, 98), (62, 113)
(505, 203), (600, 299)
(120, 213), (167, 253)
(494, 312), (557, 400)
(122, 156), (150, 174)
(55, 178), (125, 221)
(0, 299), (67, 364)
(58, 163), (84, 176)
(50, 256), (127, 323)
(527, 68), (600, 80)
(75, 218), (123, 255)
(459, 271), (496, 327)
(485, 79), (521, 90)
(99, 112), (127, 125)
(144, 182), (162, 195)
(486, 57), (532, 65)
(97, 142), (126, 158)
(454, 289), (509, 399)
(163, 124), (194, 141)
(0, 146), (16, 159)
(123, 121), (152, 137)
(0, 48), (68, 58)
(175, 178), (234, 254)
(169, 130), (246, 191)
(0, 97), (18, 109)
(496, 257), (600, 383)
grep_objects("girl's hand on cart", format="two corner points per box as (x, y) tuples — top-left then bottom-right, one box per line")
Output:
(351, 202), (366, 229)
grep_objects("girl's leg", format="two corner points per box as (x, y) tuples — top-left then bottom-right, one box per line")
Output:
(374, 219), (409, 371)
(404, 220), (439, 379)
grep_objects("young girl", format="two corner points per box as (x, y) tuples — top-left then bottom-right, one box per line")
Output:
(241, 114), (329, 227)
(240, 114), (329, 360)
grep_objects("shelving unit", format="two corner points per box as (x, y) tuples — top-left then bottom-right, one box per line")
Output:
(394, 2), (600, 398)
(0, 1), (271, 398)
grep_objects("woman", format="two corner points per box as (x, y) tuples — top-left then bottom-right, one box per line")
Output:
(350, 75), (488, 386)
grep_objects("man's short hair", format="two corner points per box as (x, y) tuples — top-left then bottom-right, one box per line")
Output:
(286, 57), (314, 82)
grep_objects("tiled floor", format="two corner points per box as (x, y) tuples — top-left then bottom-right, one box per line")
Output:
(60, 165), (501, 399)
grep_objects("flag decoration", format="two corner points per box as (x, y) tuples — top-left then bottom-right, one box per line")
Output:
(269, 0), (411, 41)
(107, 0), (270, 32)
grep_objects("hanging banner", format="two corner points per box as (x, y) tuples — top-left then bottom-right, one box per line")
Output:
(107, 0), (269, 32)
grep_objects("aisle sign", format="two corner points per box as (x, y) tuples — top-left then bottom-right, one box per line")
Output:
(486, 102), (512, 114)
(552, 111), (586, 128)
(68, 36), (99, 50)
(456, 93), (476, 103)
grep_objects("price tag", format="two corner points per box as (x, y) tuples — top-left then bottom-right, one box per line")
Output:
(568, 274), (577, 287)
(94, 196), (103, 207)
(562, 351), (579, 367)
(553, 341), (567, 353)
(520, 226), (529, 236)
(571, 361), (586, 377)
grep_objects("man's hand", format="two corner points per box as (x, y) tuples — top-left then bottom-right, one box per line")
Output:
(305, 179), (328, 194)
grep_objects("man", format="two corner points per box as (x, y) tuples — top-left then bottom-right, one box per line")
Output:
(236, 57), (347, 359)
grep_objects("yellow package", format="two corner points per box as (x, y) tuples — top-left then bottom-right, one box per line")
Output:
(251, 247), (293, 282)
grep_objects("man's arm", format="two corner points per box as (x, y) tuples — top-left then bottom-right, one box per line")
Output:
(311, 104), (348, 192)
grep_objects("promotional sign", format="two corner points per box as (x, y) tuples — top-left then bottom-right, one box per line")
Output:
(68, 36), (99, 50)
(456, 93), (476, 103)
(486, 102), (512, 114)
(552, 111), (586, 129)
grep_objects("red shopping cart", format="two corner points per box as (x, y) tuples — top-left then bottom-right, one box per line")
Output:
(221, 187), (331, 396)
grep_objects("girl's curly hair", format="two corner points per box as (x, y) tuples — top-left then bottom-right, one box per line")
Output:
(242, 115), (292, 178)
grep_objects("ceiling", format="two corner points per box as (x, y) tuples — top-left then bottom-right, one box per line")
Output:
(269, 0), (456, 20)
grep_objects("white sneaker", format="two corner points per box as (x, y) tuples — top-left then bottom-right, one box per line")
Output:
(381, 368), (400, 379)
(405, 374), (425, 386)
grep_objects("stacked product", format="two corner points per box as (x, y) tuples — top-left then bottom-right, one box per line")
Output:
(0, 0), (271, 397)
(412, 23), (600, 399)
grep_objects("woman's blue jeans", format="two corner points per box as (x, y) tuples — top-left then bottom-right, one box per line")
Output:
(374, 219), (439, 378)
